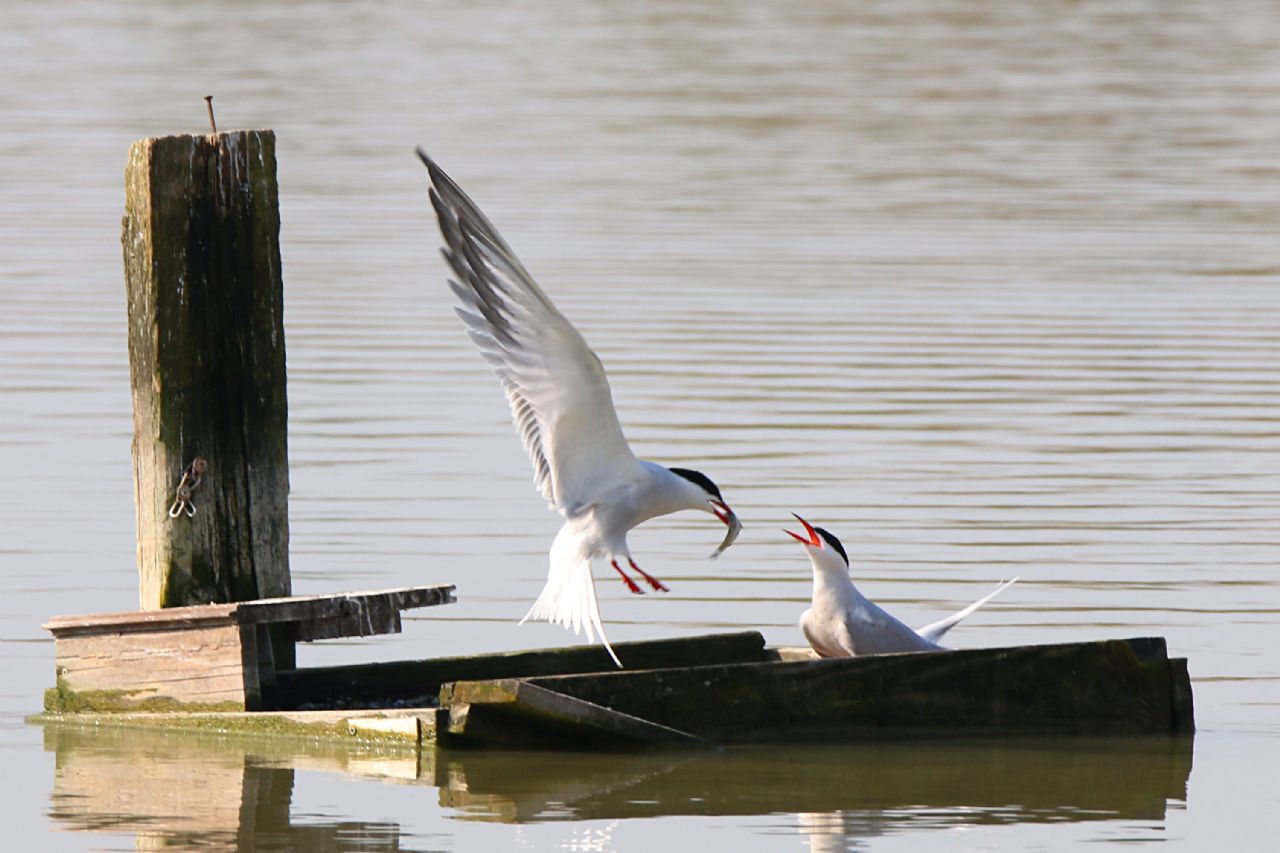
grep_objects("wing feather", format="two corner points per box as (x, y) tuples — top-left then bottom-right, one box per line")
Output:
(420, 149), (638, 511)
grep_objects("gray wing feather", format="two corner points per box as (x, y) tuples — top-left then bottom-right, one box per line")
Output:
(419, 149), (636, 510)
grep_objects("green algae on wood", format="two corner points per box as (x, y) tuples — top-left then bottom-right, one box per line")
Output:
(44, 675), (243, 715)
(33, 706), (437, 747)
(122, 131), (291, 661)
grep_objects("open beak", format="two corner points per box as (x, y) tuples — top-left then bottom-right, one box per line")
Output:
(784, 512), (820, 546)
(708, 500), (742, 559)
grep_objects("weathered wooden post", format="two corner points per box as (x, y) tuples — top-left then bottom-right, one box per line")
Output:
(39, 130), (454, 713)
(121, 130), (291, 640)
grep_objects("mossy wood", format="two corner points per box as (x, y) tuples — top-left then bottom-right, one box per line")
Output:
(276, 631), (770, 709)
(439, 637), (1193, 748)
(122, 130), (289, 624)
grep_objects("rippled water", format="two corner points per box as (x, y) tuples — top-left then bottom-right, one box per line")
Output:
(3, 0), (1279, 850)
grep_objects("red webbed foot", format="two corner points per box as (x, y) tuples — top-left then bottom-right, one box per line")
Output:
(629, 558), (669, 593)
(611, 559), (644, 594)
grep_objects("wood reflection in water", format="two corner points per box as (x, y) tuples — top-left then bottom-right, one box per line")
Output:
(45, 724), (417, 852)
(437, 736), (1192, 825)
(43, 722), (1191, 848)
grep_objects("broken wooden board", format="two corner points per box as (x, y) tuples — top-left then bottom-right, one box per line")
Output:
(439, 637), (1193, 749)
(444, 681), (714, 751)
(43, 585), (456, 712)
(277, 631), (770, 709)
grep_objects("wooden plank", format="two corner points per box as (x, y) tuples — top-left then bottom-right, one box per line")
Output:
(439, 637), (1193, 747)
(443, 681), (714, 749)
(44, 585), (455, 637)
(277, 631), (769, 709)
(123, 130), (290, 613)
(45, 603), (240, 635)
(292, 609), (400, 642)
(52, 623), (248, 709)
(237, 585), (456, 626)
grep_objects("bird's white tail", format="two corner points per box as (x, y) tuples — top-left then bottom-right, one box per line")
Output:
(519, 534), (621, 667)
(915, 577), (1019, 645)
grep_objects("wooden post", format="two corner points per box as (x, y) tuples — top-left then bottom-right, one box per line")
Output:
(121, 130), (291, 642)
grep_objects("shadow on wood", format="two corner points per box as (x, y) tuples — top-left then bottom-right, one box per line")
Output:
(278, 630), (771, 709)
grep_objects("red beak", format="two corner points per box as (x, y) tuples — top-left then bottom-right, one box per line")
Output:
(784, 512), (820, 546)
(711, 499), (734, 525)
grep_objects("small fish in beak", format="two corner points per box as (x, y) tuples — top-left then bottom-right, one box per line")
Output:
(709, 500), (743, 559)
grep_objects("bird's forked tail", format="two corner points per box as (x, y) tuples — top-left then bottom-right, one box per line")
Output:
(519, 545), (622, 667)
(915, 577), (1019, 645)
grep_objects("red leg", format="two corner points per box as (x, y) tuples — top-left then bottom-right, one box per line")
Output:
(611, 559), (644, 594)
(629, 558), (669, 592)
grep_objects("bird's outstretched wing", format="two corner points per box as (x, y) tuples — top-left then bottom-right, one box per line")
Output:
(915, 577), (1018, 644)
(419, 150), (638, 513)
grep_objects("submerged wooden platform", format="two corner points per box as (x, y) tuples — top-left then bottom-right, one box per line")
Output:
(39, 626), (1193, 751)
(438, 636), (1193, 749)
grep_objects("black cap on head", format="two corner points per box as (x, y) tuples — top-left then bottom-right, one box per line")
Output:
(669, 467), (722, 501)
(813, 526), (849, 565)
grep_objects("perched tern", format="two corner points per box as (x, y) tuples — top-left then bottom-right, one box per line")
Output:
(785, 514), (1017, 657)
(418, 150), (742, 666)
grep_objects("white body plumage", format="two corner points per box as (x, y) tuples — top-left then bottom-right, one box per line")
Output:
(787, 515), (1016, 657)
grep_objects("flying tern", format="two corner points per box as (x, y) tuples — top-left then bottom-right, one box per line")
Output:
(418, 150), (742, 666)
(785, 514), (1016, 657)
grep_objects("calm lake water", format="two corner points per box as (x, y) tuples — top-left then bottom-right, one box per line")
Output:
(3, 0), (1279, 850)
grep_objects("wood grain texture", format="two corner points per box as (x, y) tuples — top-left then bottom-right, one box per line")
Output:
(122, 130), (289, 613)
(44, 586), (456, 636)
(54, 624), (248, 707)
